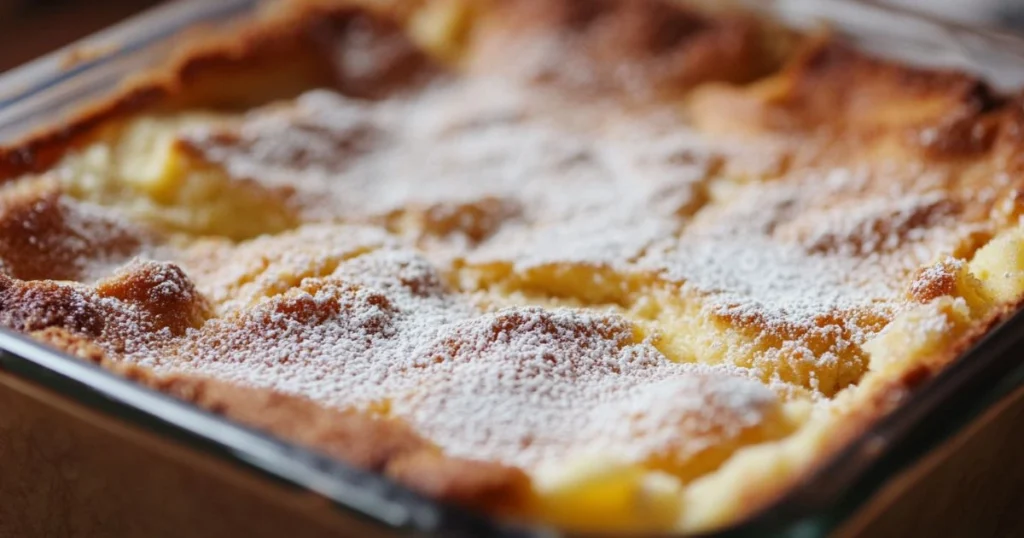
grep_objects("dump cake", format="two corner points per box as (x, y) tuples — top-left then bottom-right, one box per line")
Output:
(1, 0), (1023, 533)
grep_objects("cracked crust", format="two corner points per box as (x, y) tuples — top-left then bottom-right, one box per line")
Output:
(29, 325), (533, 514)
(1, 0), (1024, 533)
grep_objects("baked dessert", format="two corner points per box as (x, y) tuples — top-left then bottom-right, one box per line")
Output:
(2, 0), (1023, 533)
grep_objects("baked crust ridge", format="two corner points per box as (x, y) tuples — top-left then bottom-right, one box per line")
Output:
(2, 0), (1024, 533)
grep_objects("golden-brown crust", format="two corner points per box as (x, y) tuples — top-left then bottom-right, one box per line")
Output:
(0, 180), (146, 281)
(0, 1), (435, 180)
(779, 37), (998, 134)
(722, 293), (1023, 524)
(0, 85), (166, 180)
(686, 35), (1009, 167)
(95, 260), (212, 336)
(29, 325), (532, 514)
(470, 0), (788, 97)
(1, 0), (1023, 533)
(386, 450), (532, 514)
(765, 294), (1024, 513)
(0, 275), (109, 337)
(0, 0), (794, 182)
(30, 326), (109, 363)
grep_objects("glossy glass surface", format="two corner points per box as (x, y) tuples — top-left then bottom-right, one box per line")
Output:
(1, 1), (1023, 536)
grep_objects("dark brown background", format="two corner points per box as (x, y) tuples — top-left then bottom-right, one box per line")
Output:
(0, 0), (161, 73)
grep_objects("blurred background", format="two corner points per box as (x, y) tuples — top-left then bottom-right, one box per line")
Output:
(0, 0), (1019, 73)
(0, 0), (161, 72)
(890, 0), (1007, 23)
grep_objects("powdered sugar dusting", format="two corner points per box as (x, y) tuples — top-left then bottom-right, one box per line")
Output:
(0, 10), (996, 485)
(24, 240), (768, 471)
(184, 77), (974, 331)
(179, 223), (398, 313)
(0, 183), (152, 283)
(185, 79), (717, 266)
(644, 166), (971, 333)
(392, 308), (779, 468)
(173, 74), (987, 399)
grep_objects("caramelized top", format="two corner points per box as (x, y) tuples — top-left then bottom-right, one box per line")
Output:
(2, 0), (1023, 532)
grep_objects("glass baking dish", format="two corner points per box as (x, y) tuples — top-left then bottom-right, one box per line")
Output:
(1, 1), (1023, 536)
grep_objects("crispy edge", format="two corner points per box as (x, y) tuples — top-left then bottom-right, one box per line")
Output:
(0, 0), (431, 180)
(727, 295), (1024, 523)
(28, 326), (532, 515)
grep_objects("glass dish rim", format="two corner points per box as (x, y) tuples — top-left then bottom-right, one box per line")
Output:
(1, 1), (1023, 536)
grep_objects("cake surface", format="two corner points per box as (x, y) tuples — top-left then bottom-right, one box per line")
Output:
(2, 0), (1024, 533)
